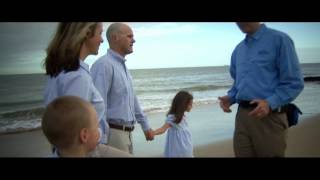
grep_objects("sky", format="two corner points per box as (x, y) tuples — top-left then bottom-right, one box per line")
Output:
(0, 22), (320, 75)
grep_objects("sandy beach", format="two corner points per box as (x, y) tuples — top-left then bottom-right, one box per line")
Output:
(0, 103), (319, 157)
(194, 114), (320, 157)
(0, 128), (52, 157)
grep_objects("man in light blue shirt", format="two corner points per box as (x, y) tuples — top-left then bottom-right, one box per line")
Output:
(91, 23), (154, 154)
(219, 22), (304, 157)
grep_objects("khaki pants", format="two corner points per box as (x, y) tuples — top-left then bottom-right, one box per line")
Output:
(88, 144), (133, 157)
(234, 107), (288, 157)
(107, 128), (133, 154)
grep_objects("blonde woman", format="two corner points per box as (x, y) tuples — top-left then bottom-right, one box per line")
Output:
(43, 23), (131, 157)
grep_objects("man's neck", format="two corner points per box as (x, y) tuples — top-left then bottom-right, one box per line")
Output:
(110, 47), (126, 58)
(247, 24), (262, 36)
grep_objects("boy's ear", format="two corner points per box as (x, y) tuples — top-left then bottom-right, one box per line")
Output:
(79, 128), (89, 144)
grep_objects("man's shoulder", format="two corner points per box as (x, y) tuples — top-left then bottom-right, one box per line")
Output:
(93, 54), (110, 64)
(58, 68), (87, 81)
(233, 39), (246, 51)
(266, 26), (291, 40)
(91, 55), (115, 69)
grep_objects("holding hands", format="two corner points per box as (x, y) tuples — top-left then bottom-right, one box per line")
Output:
(144, 129), (154, 141)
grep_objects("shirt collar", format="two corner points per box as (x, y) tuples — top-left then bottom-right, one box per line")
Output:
(108, 49), (127, 63)
(79, 60), (90, 73)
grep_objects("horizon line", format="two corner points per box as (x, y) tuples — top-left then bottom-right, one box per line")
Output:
(0, 62), (319, 76)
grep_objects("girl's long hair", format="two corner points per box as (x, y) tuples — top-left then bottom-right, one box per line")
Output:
(167, 91), (193, 124)
(43, 22), (98, 77)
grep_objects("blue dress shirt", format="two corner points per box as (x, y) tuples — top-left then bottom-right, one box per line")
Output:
(227, 24), (304, 110)
(91, 49), (151, 131)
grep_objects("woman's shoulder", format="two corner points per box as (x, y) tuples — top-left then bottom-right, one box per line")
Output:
(57, 68), (90, 84)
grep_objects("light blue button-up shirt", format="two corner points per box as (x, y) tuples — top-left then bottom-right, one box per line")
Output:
(91, 49), (151, 131)
(43, 61), (109, 144)
(227, 24), (304, 110)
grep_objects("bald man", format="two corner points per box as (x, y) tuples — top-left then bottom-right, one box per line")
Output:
(91, 23), (154, 154)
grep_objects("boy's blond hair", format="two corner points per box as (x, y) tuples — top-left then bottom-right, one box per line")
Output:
(42, 96), (93, 149)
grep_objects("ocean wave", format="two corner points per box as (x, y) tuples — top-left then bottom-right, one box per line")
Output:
(143, 99), (218, 114)
(137, 84), (230, 94)
(0, 118), (42, 134)
(0, 99), (43, 107)
(143, 106), (169, 114)
(0, 98), (219, 134)
(0, 106), (45, 134)
(0, 107), (45, 120)
(182, 85), (231, 92)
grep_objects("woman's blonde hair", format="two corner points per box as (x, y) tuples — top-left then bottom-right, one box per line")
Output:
(44, 22), (99, 77)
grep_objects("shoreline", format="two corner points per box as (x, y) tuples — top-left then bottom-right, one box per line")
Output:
(0, 103), (319, 157)
(0, 100), (218, 135)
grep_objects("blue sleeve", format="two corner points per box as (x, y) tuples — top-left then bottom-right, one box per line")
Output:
(227, 49), (238, 105)
(59, 72), (91, 100)
(134, 95), (151, 131)
(91, 62), (113, 115)
(266, 35), (304, 110)
(165, 115), (175, 126)
(59, 72), (105, 143)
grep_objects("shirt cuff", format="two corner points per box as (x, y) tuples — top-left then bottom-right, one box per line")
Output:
(266, 95), (280, 110)
(227, 94), (236, 105)
(139, 120), (151, 131)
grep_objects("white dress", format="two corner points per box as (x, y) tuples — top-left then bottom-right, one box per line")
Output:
(164, 114), (193, 157)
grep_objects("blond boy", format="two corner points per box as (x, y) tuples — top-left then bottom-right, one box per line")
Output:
(42, 96), (131, 157)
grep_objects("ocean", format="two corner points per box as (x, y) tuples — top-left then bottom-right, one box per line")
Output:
(0, 64), (319, 135)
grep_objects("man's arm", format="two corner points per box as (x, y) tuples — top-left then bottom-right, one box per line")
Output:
(134, 95), (151, 131)
(266, 35), (304, 110)
(227, 49), (238, 105)
(91, 62), (113, 114)
(133, 95), (153, 140)
(91, 62), (113, 144)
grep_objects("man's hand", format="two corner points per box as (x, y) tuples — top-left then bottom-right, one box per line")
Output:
(248, 99), (271, 119)
(144, 129), (154, 141)
(218, 96), (232, 113)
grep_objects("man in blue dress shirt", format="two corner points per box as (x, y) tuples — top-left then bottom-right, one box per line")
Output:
(91, 23), (154, 154)
(219, 22), (304, 157)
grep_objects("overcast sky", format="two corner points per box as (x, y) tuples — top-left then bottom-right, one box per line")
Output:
(0, 22), (320, 75)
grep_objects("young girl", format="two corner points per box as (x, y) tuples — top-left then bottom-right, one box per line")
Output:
(152, 90), (194, 157)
